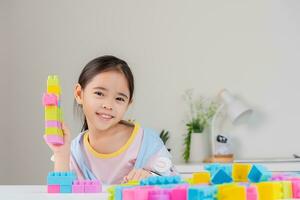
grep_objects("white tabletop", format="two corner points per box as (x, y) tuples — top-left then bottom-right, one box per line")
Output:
(0, 185), (110, 200)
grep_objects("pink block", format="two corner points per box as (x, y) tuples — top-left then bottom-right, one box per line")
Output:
(148, 189), (170, 200)
(45, 135), (64, 145)
(72, 180), (85, 193)
(84, 180), (101, 193)
(292, 180), (300, 198)
(123, 188), (135, 200)
(170, 186), (187, 200)
(47, 185), (60, 193)
(43, 93), (58, 106)
(247, 186), (258, 200)
(132, 186), (156, 200)
(45, 121), (62, 128)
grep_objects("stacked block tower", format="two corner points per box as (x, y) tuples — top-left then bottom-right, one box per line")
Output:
(43, 75), (64, 145)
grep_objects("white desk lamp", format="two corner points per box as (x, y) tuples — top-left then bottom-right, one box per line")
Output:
(207, 89), (253, 162)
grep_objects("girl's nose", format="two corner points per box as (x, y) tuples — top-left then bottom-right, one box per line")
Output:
(102, 104), (113, 110)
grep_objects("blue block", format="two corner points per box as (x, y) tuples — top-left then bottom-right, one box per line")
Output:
(47, 171), (76, 185)
(205, 164), (232, 177)
(248, 164), (271, 183)
(60, 185), (72, 193)
(188, 186), (217, 200)
(211, 169), (232, 184)
(140, 176), (182, 185)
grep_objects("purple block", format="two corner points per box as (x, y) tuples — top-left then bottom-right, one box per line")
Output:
(84, 180), (101, 193)
(72, 180), (85, 193)
(45, 121), (62, 128)
(45, 135), (64, 145)
(47, 185), (60, 193)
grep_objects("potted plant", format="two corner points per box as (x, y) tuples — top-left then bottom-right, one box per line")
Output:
(160, 129), (171, 152)
(183, 89), (217, 163)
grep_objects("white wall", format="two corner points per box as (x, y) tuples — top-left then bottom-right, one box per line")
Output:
(1, 0), (300, 184)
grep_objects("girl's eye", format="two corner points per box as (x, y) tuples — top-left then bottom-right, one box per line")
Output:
(94, 91), (104, 96)
(116, 97), (125, 102)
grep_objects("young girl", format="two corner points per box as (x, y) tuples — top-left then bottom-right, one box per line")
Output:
(45, 55), (176, 184)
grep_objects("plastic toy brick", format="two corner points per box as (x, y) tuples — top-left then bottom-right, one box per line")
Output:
(217, 184), (246, 200)
(43, 94), (58, 106)
(291, 179), (300, 198)
(140, 176), (182, 185)
(248, 165), (271, 183)
(211, 169), (233, 184)
(256, 181), (283, 200)
(47, 75), (61, 94)
(60, 185), (72, 193)
(188, 186), (217, 200)
(148, 189), (170, 200)
(205, 163), (232, 177)
(47, 185), (60, 193)
(45, 106), (62, 121)
(47, 171), (76, 186)
(72, 180), (101, 193)
(45, 120), (62, 128)
(247, 185), (258, 200)
(192, 171), (211, 184)
(279, 181), (292, 199)
(170, 186), (187, 200)
(122, 186), (156, 200)
(45, 127), (63, 135)
(232, 163), (251, 182)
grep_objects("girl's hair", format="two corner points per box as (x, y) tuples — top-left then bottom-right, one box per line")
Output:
(74, 55), (134, 132)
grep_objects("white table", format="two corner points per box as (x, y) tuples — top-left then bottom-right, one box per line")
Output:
(0, 185), (110, 200)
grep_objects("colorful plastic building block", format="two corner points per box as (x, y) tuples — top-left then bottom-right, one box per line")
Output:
(188, 186), (217, 200)
(72, 180), (102, 193)
(47, 171), (76, 185)
(43, 75), (64, 145)
(217, 184), (247, 200)
(47, 185), (60, 193)
(256, 181), (283, 200)
(291, 179), (300, 198)
(192, 171), (211, 184)
(232, 163), (251, 182)
(247, 185), (258, 200)
(148, 189), (170, 200)
(248, 164), (271, 183)
(211, 169), (233, 184)
(140, 176), (182, 185)
(205, 163), (232, 177)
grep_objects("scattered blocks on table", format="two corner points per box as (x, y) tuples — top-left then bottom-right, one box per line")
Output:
(47, 185), (60, 193)
(256, 181), (283, 200)
(217, 184), (247, 200)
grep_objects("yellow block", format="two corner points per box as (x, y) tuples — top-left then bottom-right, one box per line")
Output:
(217, 184), (246, 200)
(232, 163), (251, 182)
(192, 171), (211, 184)
(45, 106), (62, 121)
(256, 182), (283, 200)
(279, 181), (292, 199)
(47, 85), (61, 94)
(45, 127), (63, 136)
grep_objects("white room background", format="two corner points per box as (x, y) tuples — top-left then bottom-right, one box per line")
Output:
(1, 0), (300, 184)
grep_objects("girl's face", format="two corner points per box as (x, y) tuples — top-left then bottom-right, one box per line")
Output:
(75, 70), (132, 131)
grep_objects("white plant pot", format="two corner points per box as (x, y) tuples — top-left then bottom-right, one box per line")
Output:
(189, 131), (210, 162)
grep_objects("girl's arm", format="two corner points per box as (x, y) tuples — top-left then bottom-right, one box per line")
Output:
(44, 123), (71, 171)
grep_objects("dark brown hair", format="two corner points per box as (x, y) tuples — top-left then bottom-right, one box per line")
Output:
(74, 55), (134, 132)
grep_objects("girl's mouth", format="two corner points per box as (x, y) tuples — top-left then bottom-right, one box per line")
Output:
(96, 112), (114, 121)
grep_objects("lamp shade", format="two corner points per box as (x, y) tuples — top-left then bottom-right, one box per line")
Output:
(220, 89), (253, 124)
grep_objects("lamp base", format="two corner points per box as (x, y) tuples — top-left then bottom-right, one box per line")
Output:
(203, 154), (234, 163)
